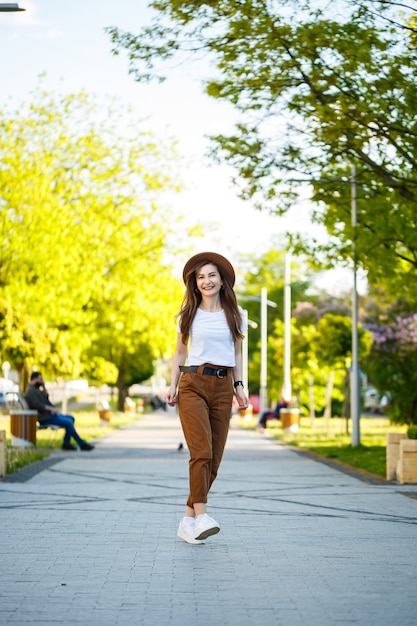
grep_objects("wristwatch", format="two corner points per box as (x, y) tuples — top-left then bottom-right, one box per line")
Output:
(233, 380), (244, 389)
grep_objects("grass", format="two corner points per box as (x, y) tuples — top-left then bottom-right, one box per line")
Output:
(1, 406), (409, 480)
(35, 409), (140, 450)
(237, 414), (408, 478)
(0, 407), (144, 476)
(6, 447), (50, 475)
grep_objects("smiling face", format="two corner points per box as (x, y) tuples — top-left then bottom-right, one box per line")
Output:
(196, 263), (223, 299)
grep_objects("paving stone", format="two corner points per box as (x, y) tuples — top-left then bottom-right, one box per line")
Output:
(1, 409), (416, 625)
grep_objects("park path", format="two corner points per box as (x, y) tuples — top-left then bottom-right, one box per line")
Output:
(1, 408), (416, 625)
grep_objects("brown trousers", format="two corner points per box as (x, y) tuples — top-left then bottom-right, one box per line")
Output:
(178, 365), (233, 508)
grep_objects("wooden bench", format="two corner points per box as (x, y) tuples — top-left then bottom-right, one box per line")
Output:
(5, 392), (61, 447)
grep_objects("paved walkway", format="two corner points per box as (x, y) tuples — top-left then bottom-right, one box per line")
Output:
(1, 409), (416, 626)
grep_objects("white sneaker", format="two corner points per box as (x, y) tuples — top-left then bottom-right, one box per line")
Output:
(194, 514), (220, 540)
(177, 517), (204, 545)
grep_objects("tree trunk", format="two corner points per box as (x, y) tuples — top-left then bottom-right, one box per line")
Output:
(309, 373), (315, 428)
(116, 369), (128, 411)
(323, 370), (335, 434)
(342, 368), (351, 434)
(17, 364), (30, 394)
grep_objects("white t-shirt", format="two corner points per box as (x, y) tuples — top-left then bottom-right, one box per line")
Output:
(178, 306), (247, 367)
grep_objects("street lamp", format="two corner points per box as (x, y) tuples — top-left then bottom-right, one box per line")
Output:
(351, 164), (360, 446)
(242, 310), (258, 392)
(239, 291), (277, 413)
(0, 3), (25, 10)
(283, 252), (292, 402)
(282, 169), (361, 446)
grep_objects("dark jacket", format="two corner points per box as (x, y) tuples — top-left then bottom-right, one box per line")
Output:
(24, 384), (53, 423)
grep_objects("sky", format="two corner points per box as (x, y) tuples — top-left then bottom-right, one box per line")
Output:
(0, 0), (357, 292)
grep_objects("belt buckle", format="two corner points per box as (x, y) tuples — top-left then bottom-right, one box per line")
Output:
(216, 369), (225, 378)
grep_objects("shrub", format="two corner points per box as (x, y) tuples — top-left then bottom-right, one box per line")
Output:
(407, 426), (417, 439)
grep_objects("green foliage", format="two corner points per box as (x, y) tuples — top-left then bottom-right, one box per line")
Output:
(238, 248), (313, 397)
(83, 357), (118, 386)
(0, 87), (185, 400)
(276, 304), (371, 416)
(363, 299), (417, 425)
(107, 0), (417, 305)
(234, 242), (375, 415)
(236, 246), (373, 416)
(407, 426), (417, 440)
(314, 312), (372, 368)
(314, 314), (353, 367)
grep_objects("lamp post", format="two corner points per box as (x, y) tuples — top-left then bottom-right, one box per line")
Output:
(284, 169), (362, 446)
(351, 164), (360, 446)
(242, 310), (258, 392)
(260, 287), (268, 413)
(0, 3), (25, 10)
(239, 291), (277, 414)
(283, 252), (292, 401)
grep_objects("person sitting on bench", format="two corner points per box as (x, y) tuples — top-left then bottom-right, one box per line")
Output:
(25, 372), (94, 451)
(256, 391), (289, 433)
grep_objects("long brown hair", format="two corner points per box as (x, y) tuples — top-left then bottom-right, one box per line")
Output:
(178, 260), (244, 345)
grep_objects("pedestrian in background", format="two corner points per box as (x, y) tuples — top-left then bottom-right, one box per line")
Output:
(25, 372), (94, 451)
(166, 252), (248, 544)
(256, 389), (289, 433)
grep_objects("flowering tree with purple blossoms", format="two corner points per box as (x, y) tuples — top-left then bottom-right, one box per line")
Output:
(364, 314), (417, 425)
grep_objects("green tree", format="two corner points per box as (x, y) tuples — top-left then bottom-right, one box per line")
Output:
(0, 88), (184, 400)
(86, 246), (183, 408)
(271, 314), (326, 418)
(364, 314), (417, 425)
(315, 313), (356, 427)
(0, 299), (63, 391)
(107, 0), (417, 302)
(362, 295), (417, 425)
(238, 247), (312, 397)
(268, 300), (372, 421)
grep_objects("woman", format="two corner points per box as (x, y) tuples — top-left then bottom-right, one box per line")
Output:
(167, 252), (249, 545)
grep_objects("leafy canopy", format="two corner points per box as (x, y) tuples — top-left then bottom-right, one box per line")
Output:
(107, 0), (417, 303)
(0, 87), (185, 394)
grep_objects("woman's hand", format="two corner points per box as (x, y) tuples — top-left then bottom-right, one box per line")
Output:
(166, 385), (178, 407)
(235, 386), (249, 410)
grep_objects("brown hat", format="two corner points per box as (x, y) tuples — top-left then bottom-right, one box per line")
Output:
(182, 252), (236, 287)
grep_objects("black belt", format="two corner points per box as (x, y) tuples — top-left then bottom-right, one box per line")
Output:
(179, 365), (228, 379)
